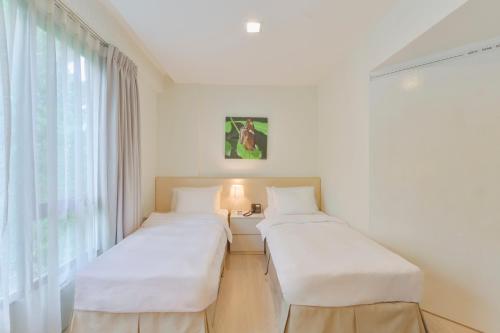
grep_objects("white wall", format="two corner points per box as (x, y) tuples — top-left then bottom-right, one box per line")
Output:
(318, 0), (468, 232)
(158, 84), (318, 177)
(370, 48), (500, 333)
(64, 0), (170, 217)
(378, 0), (500, 69)
(138, 84), (159, 216)
(368, 0), (470, 70)
(317, 52), (371, 231)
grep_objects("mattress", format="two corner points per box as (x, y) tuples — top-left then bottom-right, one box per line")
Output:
(265, 254), (425, 333)
(257, 213), (422, 307)
(74, 211), (231, 313)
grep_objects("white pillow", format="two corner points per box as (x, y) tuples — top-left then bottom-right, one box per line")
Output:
(264, 207), (278, 217)
(266, 186), (276, 209)
(272, 186), (318, 215)
(171, 186), (222, 211)
(172, 186), (221, 214)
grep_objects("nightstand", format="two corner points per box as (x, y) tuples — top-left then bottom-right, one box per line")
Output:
(229, 210), (265, 254)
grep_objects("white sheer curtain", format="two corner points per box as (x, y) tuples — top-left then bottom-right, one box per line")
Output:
(0, 0), (109, 332)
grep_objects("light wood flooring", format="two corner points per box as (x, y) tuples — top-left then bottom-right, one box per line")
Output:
(422, 311), (481, 333)
(213, 254), (280, 333)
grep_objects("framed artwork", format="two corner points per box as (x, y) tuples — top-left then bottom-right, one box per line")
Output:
(225, 117), (268, 160)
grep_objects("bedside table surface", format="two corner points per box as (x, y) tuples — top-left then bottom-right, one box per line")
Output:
(230, 211), (265, 219)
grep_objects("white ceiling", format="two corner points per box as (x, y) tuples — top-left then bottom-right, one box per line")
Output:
(105, 0), (397, 85)
(379, 0), (500, 69)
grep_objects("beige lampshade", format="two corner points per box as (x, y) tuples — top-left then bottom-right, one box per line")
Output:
(230, 184), (244, 201)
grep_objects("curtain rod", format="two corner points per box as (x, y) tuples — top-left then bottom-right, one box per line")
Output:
(370, 38), (500, 80)
(54, 0), (109, 46)
(371, 54), (465, 79)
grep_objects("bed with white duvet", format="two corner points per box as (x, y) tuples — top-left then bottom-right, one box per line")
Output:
(259, 186), (427, 333)
(70, 189), (231, 333)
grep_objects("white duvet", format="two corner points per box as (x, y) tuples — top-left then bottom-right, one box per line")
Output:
(74, 211), (231, 313)
(257, 213), (422, 307)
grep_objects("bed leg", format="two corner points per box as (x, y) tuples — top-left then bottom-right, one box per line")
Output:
(221, 259), (225, 278)
(265, 254), (271, 275)
(282, 305), (291, 333)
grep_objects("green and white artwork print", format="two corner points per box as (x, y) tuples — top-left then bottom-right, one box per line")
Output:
(225, 117), (268, 160)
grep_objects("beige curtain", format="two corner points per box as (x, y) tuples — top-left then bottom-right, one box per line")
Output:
(105, 46), (141, 244)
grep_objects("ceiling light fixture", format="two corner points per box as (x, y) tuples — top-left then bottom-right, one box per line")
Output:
(246, 21), (261, 33)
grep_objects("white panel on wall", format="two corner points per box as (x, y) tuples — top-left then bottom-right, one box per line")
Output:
(158, 84), (318, 177)
(370, 47), (500, 332)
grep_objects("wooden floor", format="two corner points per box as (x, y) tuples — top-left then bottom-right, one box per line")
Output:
(213, 254), (280, 333)
(422, 311), (480, 333)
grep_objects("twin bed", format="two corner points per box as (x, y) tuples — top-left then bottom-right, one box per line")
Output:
(259, 212), (425, 333)
(70, 178), (426, 333)
(71, 186), (231, 333)
(259, 185), (426, 333)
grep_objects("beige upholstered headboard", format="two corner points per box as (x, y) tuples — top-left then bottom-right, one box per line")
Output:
(155, 177), (321, 212)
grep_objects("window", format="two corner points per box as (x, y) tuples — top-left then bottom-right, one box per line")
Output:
(0, 0), (107, 303)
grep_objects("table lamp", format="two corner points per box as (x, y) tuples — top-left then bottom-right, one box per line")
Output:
(231, 184), (244, 214)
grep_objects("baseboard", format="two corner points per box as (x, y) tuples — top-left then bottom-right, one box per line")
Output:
(422, 310), (483, 333)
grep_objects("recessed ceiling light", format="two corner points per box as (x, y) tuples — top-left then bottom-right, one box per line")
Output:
(246, 21), (261, 33)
